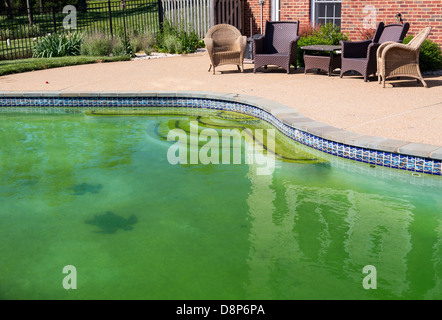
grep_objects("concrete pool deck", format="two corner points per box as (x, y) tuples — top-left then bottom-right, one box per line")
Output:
(0, 51), (441, 155)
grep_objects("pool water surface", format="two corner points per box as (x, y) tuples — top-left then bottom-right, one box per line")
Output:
(0, 110), (441, 300)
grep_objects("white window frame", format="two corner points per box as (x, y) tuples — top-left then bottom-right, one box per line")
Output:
(311, 0), (342, 27)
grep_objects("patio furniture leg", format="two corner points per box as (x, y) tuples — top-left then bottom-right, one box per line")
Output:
(328, 52), (332, 77)
(208, 64), (212, 72)
(416, 67), (427, 87)
(419, 73), (428, 87)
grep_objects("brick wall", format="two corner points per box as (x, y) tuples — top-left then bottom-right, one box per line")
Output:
(341, 0), (442, 44)
(243, 0), (271, 36)
(243, 0), (442, 45)
(279, 0), (310, 28)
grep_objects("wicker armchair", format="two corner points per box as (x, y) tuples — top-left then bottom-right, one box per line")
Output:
(253, 21), (300, 74)
(340, 22), (409, 81)
(204, 24), (247, 75)
(377, 26), (432, 88)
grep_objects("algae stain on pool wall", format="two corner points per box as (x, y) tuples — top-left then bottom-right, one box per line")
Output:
(85, 212), (138, 234)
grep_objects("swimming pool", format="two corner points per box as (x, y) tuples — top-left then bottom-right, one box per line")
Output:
(1, 102), (441, 300)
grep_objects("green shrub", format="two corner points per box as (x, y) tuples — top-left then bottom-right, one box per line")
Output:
(403, 35), (442, 72)
(121, 37), (134, 56)
(81, 32), (113, 56)
(112, 26), (135, 57)
(155, 21), (173, 51)
(80, 31), (134, 57)
(177, 28), (201, 53)
(130, 29), (156, 54)
(111, 38), (127, 56)
(163, 34), (182, 54)
(297, 36), (332, 68)
(319, 23), (348, 44)
(156, 20), (203, 54)
(296, 23), (348, 67)
(32, 32), (83, 58)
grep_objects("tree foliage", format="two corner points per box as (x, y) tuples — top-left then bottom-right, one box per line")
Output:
(1, 0), (80, 11)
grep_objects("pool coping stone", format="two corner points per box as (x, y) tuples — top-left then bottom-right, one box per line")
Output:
(1, 90), (441, 163)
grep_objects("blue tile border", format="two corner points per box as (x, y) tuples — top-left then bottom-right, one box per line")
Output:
(0, 92), (441, 176)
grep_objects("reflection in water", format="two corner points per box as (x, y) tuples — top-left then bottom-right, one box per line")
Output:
(69, 183), (103, 196)
(343, 191), (412, 297)
(244, 160), (440, 299)
(426, 221), (442, 298)
(244, 160), (277, 299)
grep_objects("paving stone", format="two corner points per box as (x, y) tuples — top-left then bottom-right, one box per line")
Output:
(398, 143), (441, 158)
(430, 147), (442, 160)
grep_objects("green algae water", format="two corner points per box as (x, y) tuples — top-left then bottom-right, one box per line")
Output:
(0, 109), (441, 300)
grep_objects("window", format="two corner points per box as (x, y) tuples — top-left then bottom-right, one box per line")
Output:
(312, 0), (342, 28)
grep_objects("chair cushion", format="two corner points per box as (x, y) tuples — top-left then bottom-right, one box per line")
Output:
(214, 46), (233, 53)
(255, 53), (289, 57)
(214, 51), (241, 58)
(342, 58), (368, 63)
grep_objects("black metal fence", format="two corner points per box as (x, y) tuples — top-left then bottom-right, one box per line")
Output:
(0, 0), (163, 60)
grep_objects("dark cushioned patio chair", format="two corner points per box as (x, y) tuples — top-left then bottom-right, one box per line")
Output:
(340, 22), (409, 81)
(253, 20), (300, 74)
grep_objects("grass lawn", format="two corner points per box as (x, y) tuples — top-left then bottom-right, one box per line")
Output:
(0, 0), (160, 60)
(0, 55), (131, 76)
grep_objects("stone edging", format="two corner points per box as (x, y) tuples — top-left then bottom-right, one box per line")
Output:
(0, 90), (441, 175)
